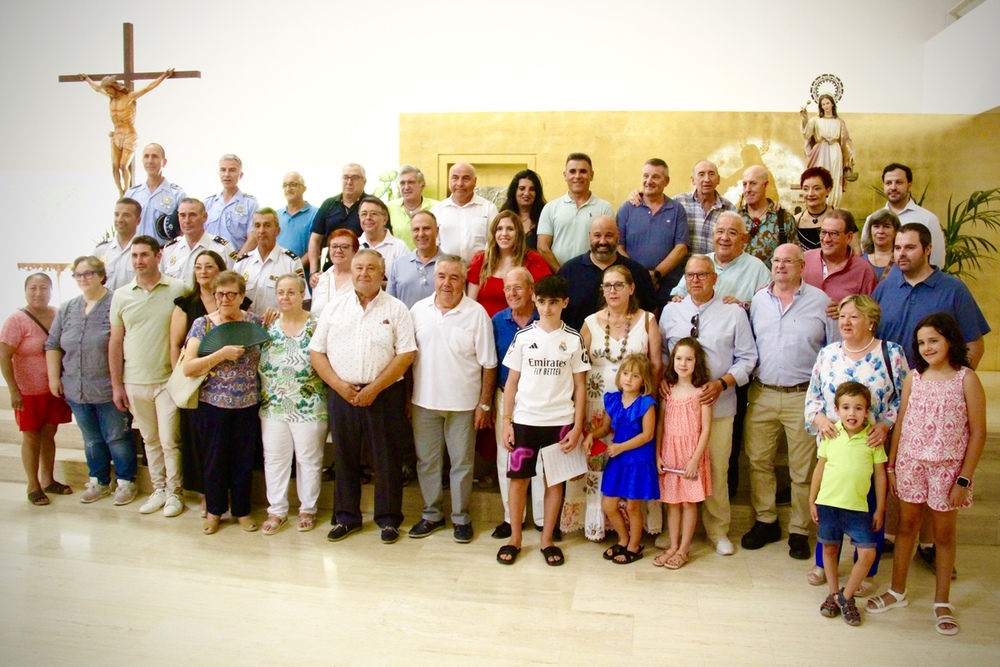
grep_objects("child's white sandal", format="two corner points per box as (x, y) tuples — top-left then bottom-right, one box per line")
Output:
(865, 588), (908, 614)
(933, 602), (959, 636)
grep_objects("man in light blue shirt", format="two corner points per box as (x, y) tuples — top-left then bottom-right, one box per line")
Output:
(537, 153), (614, 271)
(204, 154), (258, 255)
(671, 212), (771, 306)
(659, 255), (757, 556)
(742, 243), (832, 561)
(276, 171), (318, 275)
(123, 143), (186, 245)
(387, 210), (443, 309)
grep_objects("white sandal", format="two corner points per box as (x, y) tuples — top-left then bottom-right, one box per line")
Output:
(934, 602), (959, 636)
(866, 588), (908, 614)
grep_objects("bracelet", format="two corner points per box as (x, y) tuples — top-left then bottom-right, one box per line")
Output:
(886, 467), (895, 473)
(502, 416), (513, 421)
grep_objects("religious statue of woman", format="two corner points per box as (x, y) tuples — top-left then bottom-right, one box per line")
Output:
(80, 68), (173, 196)
(799, 93), (854, 208)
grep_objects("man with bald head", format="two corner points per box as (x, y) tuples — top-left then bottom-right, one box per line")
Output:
(538, 152), (614, 272)
(671, 211), (771, 307)
(309, 163), (370, 281)
(557, 215), (657, 331)
(739, 165), (793, 263)
(659, 254), (756, 556)
(742, 243), (832, 560)
(675, 160), (737, 255)
(123, 143), (187, 245)
(277, 171), (318, 274)
(429, 163), (499, 264)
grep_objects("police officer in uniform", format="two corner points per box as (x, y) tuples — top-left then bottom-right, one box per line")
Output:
(233, 208), (306, 316)
(203, 153), (258, 254)
(95, 197), (142, 291)
(160, 198), (237, 287)
(123, 143), (187, 245)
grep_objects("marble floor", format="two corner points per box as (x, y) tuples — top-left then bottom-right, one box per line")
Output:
(2, 479), (999, 667)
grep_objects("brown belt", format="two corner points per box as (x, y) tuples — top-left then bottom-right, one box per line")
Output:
(753, 378), (810, 393)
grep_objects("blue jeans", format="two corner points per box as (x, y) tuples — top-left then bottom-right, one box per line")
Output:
(67, 399), (136, 484)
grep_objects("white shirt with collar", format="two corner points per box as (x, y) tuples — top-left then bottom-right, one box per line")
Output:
(94, 235), (136, 291)
(410, 294), (497, 411)
(863, 199), (945, 267)
(233, 244), (305, 315)
(361, 230), (409, 280)
(430, 195), (499, 263)
(160, 232), (237, 287)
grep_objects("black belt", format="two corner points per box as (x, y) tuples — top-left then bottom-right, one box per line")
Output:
(753, 378), (810, 393)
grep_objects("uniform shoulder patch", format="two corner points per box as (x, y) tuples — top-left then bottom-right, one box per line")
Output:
(234, 253), (250, 263)
(213, 236), (232, 247)
(283, 248), (300, 260)
(163, 238), (179, 248)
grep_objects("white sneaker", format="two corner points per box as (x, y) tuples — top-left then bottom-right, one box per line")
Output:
(715, 537), (735, 556)
(113, 480), (138, 506)
(80, 478), (111, 504)
(139, 489), (167, 514)
(163, 493), (185, 518)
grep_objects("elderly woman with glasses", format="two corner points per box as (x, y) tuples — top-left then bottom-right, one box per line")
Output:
(45, 257), (138, 505)
(562, 264), (662, 541)
(181, 271), (265, 534)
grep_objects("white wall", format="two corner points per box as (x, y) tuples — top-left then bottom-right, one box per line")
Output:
(0, 0), (960, 321)
(923, 0), (1000, 113)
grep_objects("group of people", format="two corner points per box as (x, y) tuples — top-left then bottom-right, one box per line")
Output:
(1, 147), (990, 638)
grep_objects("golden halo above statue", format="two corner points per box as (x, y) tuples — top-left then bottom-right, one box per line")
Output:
(810, 74), (844, 103)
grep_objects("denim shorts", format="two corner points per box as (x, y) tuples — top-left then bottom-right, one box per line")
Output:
(816, 504), (877, 548)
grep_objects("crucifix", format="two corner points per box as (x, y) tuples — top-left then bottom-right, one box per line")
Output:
(58, 22), (200, 196)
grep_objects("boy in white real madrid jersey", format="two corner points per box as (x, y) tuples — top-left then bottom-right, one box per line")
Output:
(499, 275), (589, 567)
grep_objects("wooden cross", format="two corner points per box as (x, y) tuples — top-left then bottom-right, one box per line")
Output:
(57, 22), (200, 92)
(58, 22), (200, 188)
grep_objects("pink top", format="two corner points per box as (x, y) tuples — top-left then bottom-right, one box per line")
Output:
(801, 248), (877, 302)
(0, 309), (54, 395)
(467, 250), (551, 318)
(898, 368), (970, 462)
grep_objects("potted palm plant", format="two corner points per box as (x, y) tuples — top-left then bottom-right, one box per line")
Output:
(941, 187), (1000, 279)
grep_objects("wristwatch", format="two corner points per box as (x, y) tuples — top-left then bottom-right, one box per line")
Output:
(718, 377), (729, 391)
(478, 403), (491, 412)
(653, 269), (662, 280)
(956, 476), (971, 488)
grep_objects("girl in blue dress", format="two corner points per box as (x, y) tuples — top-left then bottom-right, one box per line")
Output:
(583, 353), (659, 564)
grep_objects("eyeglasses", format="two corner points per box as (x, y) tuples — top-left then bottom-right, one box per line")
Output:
(503, 285), (526, 294)
(282, 182), (303, 189)
(690, 314), (700, 338)
(819, 230), (844, 239)
(342, 175), (364, 182)
(601, 282), (627, 292)
(685, 272), (711, 280)
(771, 258), (800, 266)
(214, 291), (240, 301)
(275, 290), (301, 298)
(72, 270), (99, 280)
(329, 244), (353, 251)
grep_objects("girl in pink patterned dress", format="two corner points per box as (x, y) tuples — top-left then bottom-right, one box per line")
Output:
(867, 314), (986, 636)
(653, 338), (712, 570)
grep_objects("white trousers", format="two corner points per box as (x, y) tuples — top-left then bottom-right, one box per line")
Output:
(125, 382), (181, 493)
(261, 418), (327, 516)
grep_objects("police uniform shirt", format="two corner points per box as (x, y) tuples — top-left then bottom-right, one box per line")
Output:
(94, 235), (135, 292)
(234, 244), (305, 315)
(203, 190), (258, 251)
(123, 179), (187, 244)
(160, 232), (237, 287)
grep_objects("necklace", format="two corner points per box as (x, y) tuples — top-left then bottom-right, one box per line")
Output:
(810, 205), (828, 225)
(602, 312), (631, 363)
(843, 336), (875, 354)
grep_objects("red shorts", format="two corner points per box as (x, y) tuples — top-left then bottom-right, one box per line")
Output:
(15, 392), (72, 432)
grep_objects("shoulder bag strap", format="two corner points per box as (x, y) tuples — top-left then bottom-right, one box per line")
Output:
(20, 308), (49, 336)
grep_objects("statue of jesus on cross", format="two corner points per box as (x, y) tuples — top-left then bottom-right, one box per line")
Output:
(79, 68), (174, 196)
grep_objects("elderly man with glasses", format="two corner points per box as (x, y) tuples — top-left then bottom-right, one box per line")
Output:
(658, 254), (756, 556)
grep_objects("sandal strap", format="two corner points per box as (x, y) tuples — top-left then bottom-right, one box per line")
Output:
(933, 602), (954, 611)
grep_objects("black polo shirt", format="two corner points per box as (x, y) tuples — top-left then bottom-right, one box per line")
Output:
(557, 252), (658, 331)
